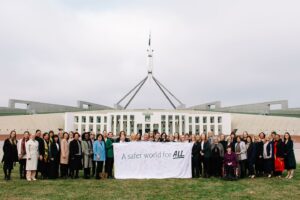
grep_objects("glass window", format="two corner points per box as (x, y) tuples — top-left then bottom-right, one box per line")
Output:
(89, 116), (94, 123)
(130, 115), (134, 121)
(218, 116), (222, 123)
(82, 116), (86, 123)
(97, 116), (101, 123)
(203, 117), (207, 124)
(210, 116), (214, 123)
(145, 115), (151, 122)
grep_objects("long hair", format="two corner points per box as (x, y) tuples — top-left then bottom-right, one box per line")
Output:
(96, 133), (104, 141)
(284, 132), (292, 142)
(9, 130), (17, 145)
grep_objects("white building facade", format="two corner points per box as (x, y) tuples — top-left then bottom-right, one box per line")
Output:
(65, 110), (231, 135)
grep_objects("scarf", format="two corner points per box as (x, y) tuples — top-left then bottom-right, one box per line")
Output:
(44, 140), (50, 162)
(21, 138), (28, 156)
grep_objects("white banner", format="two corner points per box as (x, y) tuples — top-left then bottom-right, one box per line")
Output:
(113, 142), (193, 179)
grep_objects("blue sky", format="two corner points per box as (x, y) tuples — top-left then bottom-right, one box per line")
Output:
(0, 0), (299, 109)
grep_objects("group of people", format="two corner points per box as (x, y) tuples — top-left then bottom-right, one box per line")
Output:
(189, 131), (297, 180)
(2, 129), (114, 181)
(1, 129), (297, 181)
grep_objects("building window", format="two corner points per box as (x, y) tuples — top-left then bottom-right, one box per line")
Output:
(168, 115), (173, 121)
(189, 117), (192, 123)
(161, 115), (166, 121)
(196, 125), (200, 134)
(130, 115), (134, 121)
(82, 116), (86, 123)
(218, 116), (222, 123)
(89, 116), (94, 123)
(104, 116), (107, 123)
(74, 116), (79, 123)
(218, 125), (222, 134)
(195, 117), (199, 123)
(145, 115), (151, 122)
(97, 116), (101, 123)
(203, 125), (207, 134)
(203, 117), (207, 124)
(210, 116), (214, 123)
(210, 125), (215, 132)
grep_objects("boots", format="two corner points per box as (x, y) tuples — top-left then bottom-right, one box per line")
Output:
(3, 168), (8, 180)
(7, 169), (11, 180)
(75, 170), (79, 179)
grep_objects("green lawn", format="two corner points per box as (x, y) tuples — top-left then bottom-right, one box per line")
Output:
(0, 165), (299, 200)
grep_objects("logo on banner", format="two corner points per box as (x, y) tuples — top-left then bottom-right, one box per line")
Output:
(173, 150), (184, 159)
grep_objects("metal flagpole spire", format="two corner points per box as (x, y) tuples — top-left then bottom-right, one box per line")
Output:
(114, 33), (185, 109)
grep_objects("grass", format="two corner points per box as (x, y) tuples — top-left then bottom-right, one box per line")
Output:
(0, 165), (299, 200)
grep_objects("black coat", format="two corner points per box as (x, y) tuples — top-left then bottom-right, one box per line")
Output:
(220, 141), (227, 152)
(203, 141), (211, 158)
(2, 139), (18, 169)
(275, 139), (284, 158)
(247, 143), (256, 164)
(283, 140), (296, 170)
(69, 140), (83, 170)
(192, 142), (201, 158)
(49, 142), (60, 162)
(115, 138), (129, 143)
(255, 141), (264, 160)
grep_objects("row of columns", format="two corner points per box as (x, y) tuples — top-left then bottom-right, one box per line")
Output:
(77, 115), (221, 135)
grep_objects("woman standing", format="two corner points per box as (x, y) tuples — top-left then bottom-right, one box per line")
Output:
(25, 133), (39, 181)
(235, 136), (247, 178)
(69, 132), (82, 179)
(60, 132), (69, 178)
(93, 134), (106, 179)
(82, 132), (93, 179)
(263, 136), (273, 178)
(2, 130), (18, 180)
(274, 134), (285, 177)
(246, 136), (256, 178)
(18, 131), (29, 179)
(283, 132), (296, 179)
(191, 135), (201, 178)
(255, 135), (264, 177)
(104, 132), (114, 179)
(202, 134), (211, 178)
(49, 135), (60, 179)
(210, 137), (224, 177)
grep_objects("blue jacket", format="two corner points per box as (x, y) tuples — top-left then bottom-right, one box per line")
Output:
(93, 141), (106, 161)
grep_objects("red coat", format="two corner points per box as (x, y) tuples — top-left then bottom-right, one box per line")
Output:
(274, 141), (285, 172)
